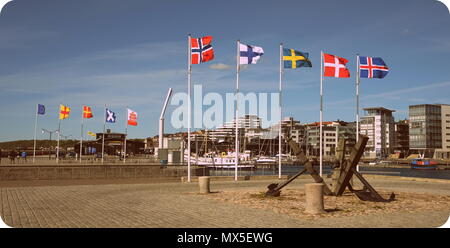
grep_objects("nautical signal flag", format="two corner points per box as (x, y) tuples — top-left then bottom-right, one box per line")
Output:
(283, 48), (312, 69)
(105, 109), (116, 123)
(191, 36), (214, 64)
(240, 43), (264, 64)
(359, 56), (389, 79)
(59, 105), (71, 119)
(83, 106), (93, 119)
(323, 53), (350, 78)
(127, 109), (137, 126)
(87, 131), (96, 137)
(37, 104), (45, 115)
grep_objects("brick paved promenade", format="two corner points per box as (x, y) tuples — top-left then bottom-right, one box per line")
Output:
(1, 176), (449, 228)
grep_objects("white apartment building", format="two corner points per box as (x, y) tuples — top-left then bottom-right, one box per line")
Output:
(359, 107), (395, 159)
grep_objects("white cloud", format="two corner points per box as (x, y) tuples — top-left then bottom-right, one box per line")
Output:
(209, 63), (232, 70)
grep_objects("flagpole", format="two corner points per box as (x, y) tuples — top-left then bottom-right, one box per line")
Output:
(124, 107), (128, 164)
(80, 106), (84, 163)
(187, 34), (192, 182)
(102, 105), (106, 164)
(33, 104), (38, 163)
(278, 43), (283, 179)
(356, 54), (360, 172)
(319, 51), (323, 177)
(235, 39), (240, 182)
(57, 104), (61, 164)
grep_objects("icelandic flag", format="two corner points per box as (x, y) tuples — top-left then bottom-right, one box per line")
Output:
(105, 109), (116, 123)
(37, 104), (45, 115)
(239, 43), (264, 64)
(359, 56), (389, 79)
(191, 36), (214, 64)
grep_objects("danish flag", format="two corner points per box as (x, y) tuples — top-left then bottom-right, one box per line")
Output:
(323, 53), (350, 78)
(191, 36), (214, 64)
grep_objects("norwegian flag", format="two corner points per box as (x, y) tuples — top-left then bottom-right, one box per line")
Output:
(323, 53), (350, 78)
(191, 36), (214, 64)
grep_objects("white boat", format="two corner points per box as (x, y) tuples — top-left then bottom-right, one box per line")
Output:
(256, 156), (277, 163)
(184, 151), (255, 169)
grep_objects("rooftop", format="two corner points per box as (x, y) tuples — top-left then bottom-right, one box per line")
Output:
(362, 107), (395, 113)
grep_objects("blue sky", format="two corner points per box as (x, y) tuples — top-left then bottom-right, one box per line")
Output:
(0, 0), (449, 141)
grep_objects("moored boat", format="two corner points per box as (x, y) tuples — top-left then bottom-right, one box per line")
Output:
(410, 158), (438, 170)
(185, 151), (255, 170)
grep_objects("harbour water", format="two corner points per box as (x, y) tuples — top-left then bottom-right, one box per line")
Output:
(208, 164), (450, 180)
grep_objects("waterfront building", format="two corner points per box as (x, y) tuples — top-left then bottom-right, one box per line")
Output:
(209, 114), (261, 143)
(409, 104), (444, 158)
(359, 107), (395, 159)
(410, 104), (450, 159)
(393, 120), (409, 158)
(441, 105), (450, 151)
(74, 130), (145, 156)
(305, 121), (356, 157)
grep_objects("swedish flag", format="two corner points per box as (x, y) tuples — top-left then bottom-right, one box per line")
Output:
(283, 48), (312, 69)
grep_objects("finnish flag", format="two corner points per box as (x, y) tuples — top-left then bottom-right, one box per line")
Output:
(105, 109), (116, 123)
(239, 43), (264, 65)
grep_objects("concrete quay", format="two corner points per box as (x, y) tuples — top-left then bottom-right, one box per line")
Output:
(1, 176), (449, 228)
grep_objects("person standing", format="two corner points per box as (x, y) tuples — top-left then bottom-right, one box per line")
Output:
(9, 150), (15, 164)
(21, 151), (27, 162)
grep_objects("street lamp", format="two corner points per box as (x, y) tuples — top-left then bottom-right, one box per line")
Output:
(41, 129), (58, 159)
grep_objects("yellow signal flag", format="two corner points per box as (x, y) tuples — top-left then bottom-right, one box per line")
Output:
(87, 131), (96, 137)
(59, 105), (71, 119)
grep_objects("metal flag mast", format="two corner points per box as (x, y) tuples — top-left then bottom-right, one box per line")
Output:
(235, 39), (240, 181)
(187, 34), (192, 182)
(33, 104), (39, 163)
(278, 43), (284, 179)
(319, 51), (324, 177)
(124, 107), (128, 164)
(102, 104), (106, 164)
(56, 103), (62, 164)
(80, 106), (84, 163)
(356, 54), (360, 172)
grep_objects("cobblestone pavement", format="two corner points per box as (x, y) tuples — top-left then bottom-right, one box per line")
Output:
(1, 177), (449, 228)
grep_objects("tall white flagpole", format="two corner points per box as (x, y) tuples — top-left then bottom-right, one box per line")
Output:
(33, 104), (38, 163)
(356, 54), (360, 172)
(187, 34), (192, 182)
(235, 40), (240, 181)
(124, 107), (128, 164)
(56, 104), (61, 164)
(80, 106), (84, 163)
(102, 105), (106, 164)
(278, 43), (283, 179)
(319, 51), (323, 177)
